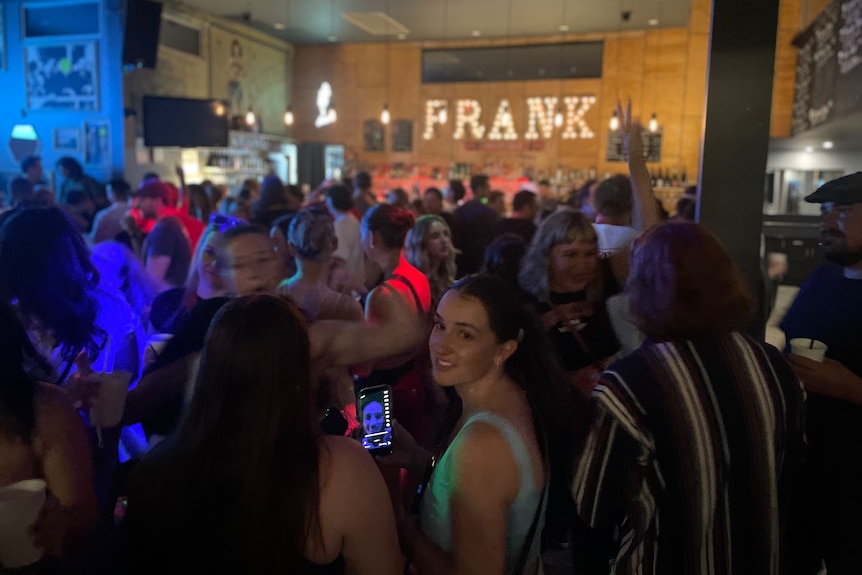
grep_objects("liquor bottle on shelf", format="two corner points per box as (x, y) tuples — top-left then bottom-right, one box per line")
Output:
(681, 167), (688, 186)
(656, 169), (665, 188)
(650, 170), (657, 187)
(671, 168), (679, 187)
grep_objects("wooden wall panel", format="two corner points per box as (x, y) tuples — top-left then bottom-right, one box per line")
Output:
(289, 0), (797, 183)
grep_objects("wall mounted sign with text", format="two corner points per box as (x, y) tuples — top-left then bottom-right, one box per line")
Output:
(422, 96), (596, 142)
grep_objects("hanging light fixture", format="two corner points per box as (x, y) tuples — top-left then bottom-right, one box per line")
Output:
(609, 109), (620, 131)
(326, 0), (337, 125)
(555, 0), (567, 132)
(284, 106), (294, 126)
(382, 0), (392, 130)
(245, 107), (256, 127)
(649, 1), (663, 135)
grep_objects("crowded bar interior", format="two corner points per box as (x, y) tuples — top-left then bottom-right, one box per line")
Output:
(0, 0), (860, 573)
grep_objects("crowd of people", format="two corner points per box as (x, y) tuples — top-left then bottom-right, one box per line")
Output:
(0, 106), (860, 575)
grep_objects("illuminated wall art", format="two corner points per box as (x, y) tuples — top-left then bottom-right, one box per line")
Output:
(524, 97), (558, 140)
(426, 96), (596, 141)
(315, 82), (336, 127)
(562, 96), (596, 140)
(423, 99), (447, 140)
(453, 99), (485, 140)
(487, 100), (518, 141)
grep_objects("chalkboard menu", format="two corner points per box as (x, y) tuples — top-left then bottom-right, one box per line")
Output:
(792, 0), (862, 134)
(606, 130), (662, 163)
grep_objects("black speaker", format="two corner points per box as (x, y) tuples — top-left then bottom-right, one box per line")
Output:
(122, 0), (163, 70)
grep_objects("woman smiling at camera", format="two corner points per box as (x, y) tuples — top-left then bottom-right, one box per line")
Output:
(391, 275), (571, 575)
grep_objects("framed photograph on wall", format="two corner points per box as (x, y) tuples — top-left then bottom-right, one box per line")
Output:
(53, 127), (80, 152)
(25, 42), (99, 111)
(0, 5), (6, 71)
(83, 120), (109, 165)
(363, 119), (385, 152)
(391, 120), (413, 153)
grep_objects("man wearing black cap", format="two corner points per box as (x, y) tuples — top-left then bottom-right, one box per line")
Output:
(136, 181), (191, 287)
(781, 172), (862, 574)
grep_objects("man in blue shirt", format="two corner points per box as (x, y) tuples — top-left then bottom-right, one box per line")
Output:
(781, 172), (862, 575)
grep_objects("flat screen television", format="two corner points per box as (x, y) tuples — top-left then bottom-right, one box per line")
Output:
(143, 96), (229, 148)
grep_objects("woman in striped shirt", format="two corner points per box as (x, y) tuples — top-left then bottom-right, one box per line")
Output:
(572, 222), (805, 575)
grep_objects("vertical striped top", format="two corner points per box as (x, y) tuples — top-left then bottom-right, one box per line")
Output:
(571, 332), (805, 575)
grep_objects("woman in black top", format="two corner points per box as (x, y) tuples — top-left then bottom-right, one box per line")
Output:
(519, 209), (620, 564)
(520, 210), (621, 392)
(123, 296), (402, 575)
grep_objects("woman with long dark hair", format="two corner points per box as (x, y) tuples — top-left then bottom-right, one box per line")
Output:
(123, 295), (402, 575)
(0, 206), (140, 527)
(390, 275), (574, 574)
(0, 206), (133, 383)
(0, 300), (98, 563)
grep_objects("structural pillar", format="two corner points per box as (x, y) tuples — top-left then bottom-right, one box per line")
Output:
(697, 0), (782, 338)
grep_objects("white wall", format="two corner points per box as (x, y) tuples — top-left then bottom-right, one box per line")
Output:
(767, 148), (862, 173)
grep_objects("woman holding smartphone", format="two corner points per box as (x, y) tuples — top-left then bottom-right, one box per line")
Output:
(390, 275), (573, 575)
(123, 295), (403, 575)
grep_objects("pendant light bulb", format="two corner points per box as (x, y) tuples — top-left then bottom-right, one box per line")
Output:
(381, 104), (391, 125)
(284, 107), (294, 126)
(554, 106), (564, 128)
(649, 113), (659, 133)
(245, 108), (256, 127)
(609, 110), (620, 131)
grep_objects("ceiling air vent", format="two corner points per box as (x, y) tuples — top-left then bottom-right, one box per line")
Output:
(342, 12), (410, 36)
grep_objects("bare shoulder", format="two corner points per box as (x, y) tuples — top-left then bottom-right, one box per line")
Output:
(452, 421), (520, 499)
(364, 284), (396, 318)
(335, 293), (364, 321)
(317, 436), (384, 513)
(455, 421), (516, 466)
(319, 435), (377, 478)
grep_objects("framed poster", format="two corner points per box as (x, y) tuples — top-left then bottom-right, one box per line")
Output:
(606, 129), (662, 163)
(25, 42), (99, 111)
(391, 119), (413, 152)
(83, 120), (109, 165)
(0, 5), (6, 71)
(363, 119), (385, 152)
(53, 127), (80, 152)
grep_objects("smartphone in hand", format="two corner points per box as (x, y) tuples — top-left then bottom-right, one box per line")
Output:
(357, 385), (394, 456)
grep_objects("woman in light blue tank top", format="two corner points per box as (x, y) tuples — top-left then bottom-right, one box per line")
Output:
(392, 275), (572, 575)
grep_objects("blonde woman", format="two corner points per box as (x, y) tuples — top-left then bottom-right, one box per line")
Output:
(405, 214), (457, 305)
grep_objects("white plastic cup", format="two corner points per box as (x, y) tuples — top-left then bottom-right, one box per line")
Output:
(790, 338), (828, 363)
(0, 479), (47, 568)
(89, 370), (133, 428)
(144, 333), (173, 368)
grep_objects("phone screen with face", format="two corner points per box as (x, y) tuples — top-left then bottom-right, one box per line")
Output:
(357, 385), (393, 456)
